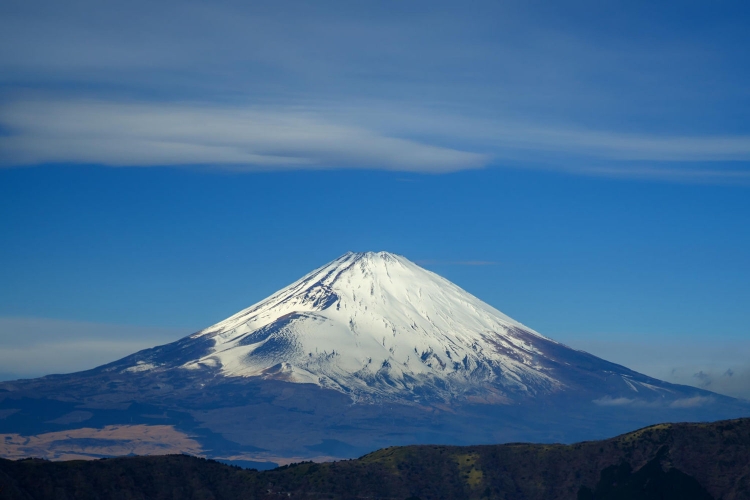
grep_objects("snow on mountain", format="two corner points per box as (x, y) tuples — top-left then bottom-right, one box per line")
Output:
(103, 251), (683, 405)
(4, 251), (745, 463)
(166, 251), (565, 401)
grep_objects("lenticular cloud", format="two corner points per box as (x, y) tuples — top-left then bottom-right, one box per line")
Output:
(0, 99), (488, 173)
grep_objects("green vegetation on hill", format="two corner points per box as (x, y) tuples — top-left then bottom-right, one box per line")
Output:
(1, 418), (748, 500)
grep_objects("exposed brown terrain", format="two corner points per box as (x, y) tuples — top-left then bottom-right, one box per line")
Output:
(0, 417), (748, 500)
(0, 424), (202, 461)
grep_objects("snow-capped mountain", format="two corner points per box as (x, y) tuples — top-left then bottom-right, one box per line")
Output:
(183, 251), (557, 401)
(2, 251), (748, 462)
(113, 251), (682, 404)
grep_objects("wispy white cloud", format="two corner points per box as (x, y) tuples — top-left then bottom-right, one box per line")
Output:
(558, 333), (750, 400)
(671, 367), (750, 402)
(1, 0), (748, 180)
(669, 396), (715, 408)
(561, 165), (750, 183)
(2, 98), (749, 179)
(368, 108), (750, 162)
(415, 259), (498, 266)
(592, 395), (715, 408)
(0, 100), (487, 173)
(0, 316), (190, 380)
(593, 396), (637, 407)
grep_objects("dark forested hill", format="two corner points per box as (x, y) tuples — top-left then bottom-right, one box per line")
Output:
(1, 417), (748, 500)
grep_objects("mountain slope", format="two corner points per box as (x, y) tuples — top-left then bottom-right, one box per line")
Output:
(189, 250), (557, 401)
(0, 251), (747, 462)
(2, 417), (749, 500)
(88, 251), (710, 405)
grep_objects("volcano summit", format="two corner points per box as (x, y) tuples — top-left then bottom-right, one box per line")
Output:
(1, 252), (747, 463)
(112, 252), (699, 405)
(138, 251), (560, 402)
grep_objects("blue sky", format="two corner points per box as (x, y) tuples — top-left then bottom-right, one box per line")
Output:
(0, 0), (748, 397)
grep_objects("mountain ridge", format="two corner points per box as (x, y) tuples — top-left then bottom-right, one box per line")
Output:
(0, 251), (747, 462)
(77, 251), (720, 406)
(2, 417), (749, 500)
(177, 250), (556, 402)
